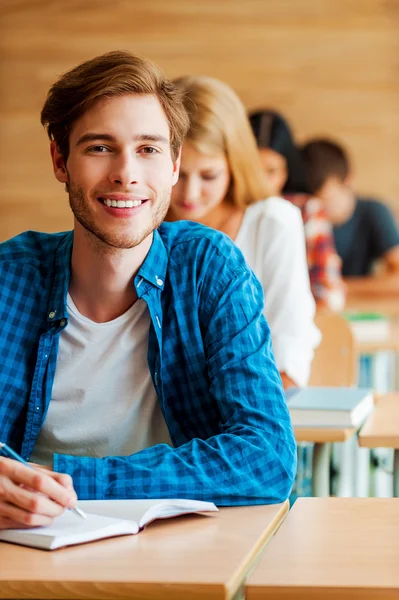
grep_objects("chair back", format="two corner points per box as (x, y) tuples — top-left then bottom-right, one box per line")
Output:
(309, 312), (357, 386)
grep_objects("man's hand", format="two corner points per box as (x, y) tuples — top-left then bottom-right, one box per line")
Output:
(0, 456), (77, 530)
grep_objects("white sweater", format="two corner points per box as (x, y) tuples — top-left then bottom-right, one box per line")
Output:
(235, 197), (321, 386)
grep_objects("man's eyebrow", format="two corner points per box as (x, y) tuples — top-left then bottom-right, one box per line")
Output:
(75, 133), (170, 146)
(135, 134), (169, 144)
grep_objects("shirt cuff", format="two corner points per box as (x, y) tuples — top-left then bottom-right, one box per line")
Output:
(53, 453), (104, 500)
(273, 330), (321, 388)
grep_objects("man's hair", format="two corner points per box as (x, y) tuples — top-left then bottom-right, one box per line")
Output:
(41, 50), (189, 162)
(173, 75), (269, 208)
(301, 139), (350, 194)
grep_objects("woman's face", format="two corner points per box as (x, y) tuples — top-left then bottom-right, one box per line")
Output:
(170, 142), (231, 221)
(258, 148), (288, 196)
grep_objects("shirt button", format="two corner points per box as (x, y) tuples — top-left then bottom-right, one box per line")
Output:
(60, 319), (66, 327)
(156, 276), (163, 286)
(48, 311), (56, 319)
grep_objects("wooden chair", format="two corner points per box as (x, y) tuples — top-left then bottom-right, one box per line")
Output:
(306, 312), (359, 496)
(309, 312), (358, 386)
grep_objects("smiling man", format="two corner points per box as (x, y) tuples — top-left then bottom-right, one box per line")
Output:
(0, 51), (296, 530)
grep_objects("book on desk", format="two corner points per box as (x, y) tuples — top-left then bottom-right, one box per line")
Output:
(344, 312), (390, 342)
(286, 387), (374, 428)
(0, 498), (218, 551)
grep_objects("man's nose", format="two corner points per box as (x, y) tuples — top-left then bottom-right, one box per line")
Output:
(109, 153), (140, 186)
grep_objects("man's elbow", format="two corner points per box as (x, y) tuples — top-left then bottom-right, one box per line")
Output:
(258, 443), (297, 504)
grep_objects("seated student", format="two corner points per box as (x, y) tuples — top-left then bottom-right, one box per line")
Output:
(166, 76), (320, 390)
(249, 110), (345, 312)
(0, 52), (297, 530)
(302, 138), (399, 295)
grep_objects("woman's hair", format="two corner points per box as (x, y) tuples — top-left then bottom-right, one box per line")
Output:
(173, 76), (269, 207)
(248, 109), (308, 194)
(41, 50), (189, 162)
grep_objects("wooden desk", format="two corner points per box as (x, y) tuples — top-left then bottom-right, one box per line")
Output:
(0, 501), (289, 600)
(345, 296), (399, 318)
(344, 307), (399, 390)
(359, 392), (399, 497)
(294, 427), (357, 497)
(246, 497), (399, 600)
(354, 319), (399, 355)
(295, 427), (356, 444)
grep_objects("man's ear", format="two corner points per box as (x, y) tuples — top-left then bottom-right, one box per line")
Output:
(171, 147), (182, 186)
(50, 142), (68, 183)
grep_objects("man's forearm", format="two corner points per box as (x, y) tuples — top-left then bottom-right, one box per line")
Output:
(53, 427), (297, 506)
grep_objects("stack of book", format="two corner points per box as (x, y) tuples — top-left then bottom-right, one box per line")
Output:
(344, 312), (390, 342)
(286, 387), (374, 428)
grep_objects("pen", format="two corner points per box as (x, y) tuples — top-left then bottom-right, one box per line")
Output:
(0, 441), (87, 520)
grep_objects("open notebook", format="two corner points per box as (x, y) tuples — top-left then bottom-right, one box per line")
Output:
(0, 498), (218, 551)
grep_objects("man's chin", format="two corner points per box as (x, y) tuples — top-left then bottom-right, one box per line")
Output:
(89, 230), (152, 250)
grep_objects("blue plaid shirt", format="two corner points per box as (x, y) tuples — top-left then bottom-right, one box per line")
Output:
(0, 221), (296, 505)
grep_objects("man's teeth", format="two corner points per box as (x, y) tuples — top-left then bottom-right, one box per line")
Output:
(102, 199), (144, 208)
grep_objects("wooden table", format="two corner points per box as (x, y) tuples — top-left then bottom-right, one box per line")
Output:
(345, 296), (399, 319)
(344, 303), (399, 390)
(359, 392), (399, 497)
(294, 427), (356, 497)
(0, 501), (289, 600)
(246, 497), (399, 599)
(354, 320), (399, 355)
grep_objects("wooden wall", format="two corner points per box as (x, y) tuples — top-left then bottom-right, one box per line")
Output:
(1, 0), (398, 240)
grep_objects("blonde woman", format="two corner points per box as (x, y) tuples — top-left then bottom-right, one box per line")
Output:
(167, 76), (320, 388)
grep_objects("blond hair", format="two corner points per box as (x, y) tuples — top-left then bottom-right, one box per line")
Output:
(174, 76), (269, 207)
(41, 51), (189, 162)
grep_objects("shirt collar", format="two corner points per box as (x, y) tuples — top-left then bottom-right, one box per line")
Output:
(47, 231), (73, 325)
(46, 229), (168, 323)
(135, 229), (168, 296)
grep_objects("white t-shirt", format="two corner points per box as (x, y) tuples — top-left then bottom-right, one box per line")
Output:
(235, 197), (321, 387)
(31, 295), (171, 467)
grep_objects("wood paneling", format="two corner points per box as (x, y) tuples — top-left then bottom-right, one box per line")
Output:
(1, 0), (398, 240)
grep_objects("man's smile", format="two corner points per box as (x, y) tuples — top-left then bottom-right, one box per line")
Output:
(99, 198), (149, 208)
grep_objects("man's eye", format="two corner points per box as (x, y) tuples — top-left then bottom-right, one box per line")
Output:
(140, 147), (159, 155)
(89, 145), (110, 153)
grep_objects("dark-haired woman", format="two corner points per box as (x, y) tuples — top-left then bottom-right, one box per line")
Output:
(249, 109), (345, 311)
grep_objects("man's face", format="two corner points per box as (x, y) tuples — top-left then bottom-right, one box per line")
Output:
(316, 176), (353, 226)
(51, 94), (180, 249)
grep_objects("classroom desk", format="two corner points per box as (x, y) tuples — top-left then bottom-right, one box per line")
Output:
(246, 497), (399, 600)
(0, 501), (288, 600)
(354, 319), (399, 355)
(345, 295), (399, 318)
(345, 304), (399, 389)
(359, 392), (399, 497)
(294, 427), (356, 497)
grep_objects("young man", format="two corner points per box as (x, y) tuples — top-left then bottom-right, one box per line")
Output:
(0, 52), (296, 530)
(302, 139), (399, 296)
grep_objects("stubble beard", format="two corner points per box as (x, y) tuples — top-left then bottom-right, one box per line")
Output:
(68, 181), (171, 251)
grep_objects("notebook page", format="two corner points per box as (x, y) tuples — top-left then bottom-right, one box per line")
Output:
(0, 511), (138, 550)
(24, 511), (133, 537)
(80, 499), (218, 528)
(79, 499), (163, 523)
